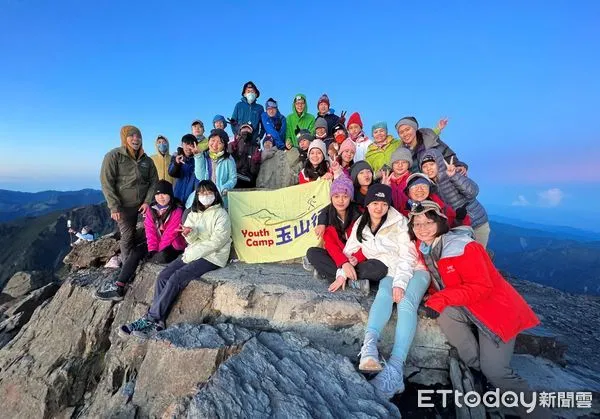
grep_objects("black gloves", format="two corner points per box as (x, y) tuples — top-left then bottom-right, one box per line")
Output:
(455, 205), (468, 222)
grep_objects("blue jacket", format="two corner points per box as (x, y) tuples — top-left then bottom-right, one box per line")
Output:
(261, 111), (287, 149)
(191, 152), (237, 208)
(231, 97), (265, 144)
(168, 154), (199, 202)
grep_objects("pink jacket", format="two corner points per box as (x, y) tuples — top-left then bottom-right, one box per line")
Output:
(144, 206), (187, 252)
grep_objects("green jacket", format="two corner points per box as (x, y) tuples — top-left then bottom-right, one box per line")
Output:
(100, 146), (158, 212)
(365, 136), (401, 174)
(285, 93), (315, 147)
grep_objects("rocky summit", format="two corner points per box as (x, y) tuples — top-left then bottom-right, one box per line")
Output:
(0, 237), (598, 418)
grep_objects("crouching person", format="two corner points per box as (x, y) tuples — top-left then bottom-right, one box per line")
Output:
(408, 200), (549, 419)
(345, 184), (431, 399)
(118, 180), (231, 339)
(306, 176), (388, 293)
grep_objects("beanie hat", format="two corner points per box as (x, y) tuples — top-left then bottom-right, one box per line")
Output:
(318, 94), (330, 107)
(213, 115), (227, 128)
(181, 133), (198, 144)
(339, 139), (356, 155)
(395, 116), (419, 132)
(364, 184), (393, 207)
(297, 130), (314, 144)
(350, 160), (373, 183)
(332, 122), (347, 135)
(315, 117), (328, 131)
(242, 81), (260, 98)
(191, 119), (204, 128)
(308, 139), (327, 159)
(155, 180), (174, 197)
(420, 152), (437, 167)
(262, 134), (274, 147)
(404, 173), (432, 194)
(390, 147), (413, 167)
(371, 121), (388, 134)
(346, 112), (363, 129)
(330, 175), (354, 198)
(209, 129), (229, 146)
(265, 97), (278, 109)
(408, 199), (447, 221)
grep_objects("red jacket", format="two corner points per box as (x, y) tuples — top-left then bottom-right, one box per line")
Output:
(323, 220), (366, 267)
(144, 206), (187, 252)
(390, 172), (411, 215)
(422, 229), (539, 343)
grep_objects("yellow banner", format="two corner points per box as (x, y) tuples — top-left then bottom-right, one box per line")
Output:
(228, 180), (331, 263)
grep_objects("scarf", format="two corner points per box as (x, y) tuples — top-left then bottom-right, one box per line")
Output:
(209, 150), (224, 161)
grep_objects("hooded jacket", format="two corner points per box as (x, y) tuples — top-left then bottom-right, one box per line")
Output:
(231, 97), (265, 144)
(168, 152), (199, 202)
(144, 205), (186, 252)
(261, 110), (287, 150)
(364, 135), (401, 174)
(151, 137), (174, 184)
(344, 207), (425, 290)
(286, 94), (316, 147)
(421, 227), (539, 343)
(406, 128), (467, 173)
(100, 126), (158, 212)
(421, 149), (488, 228)
(182, 204), (232, 267)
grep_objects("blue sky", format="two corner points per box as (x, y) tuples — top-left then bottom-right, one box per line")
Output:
(1, 1), (599, 230)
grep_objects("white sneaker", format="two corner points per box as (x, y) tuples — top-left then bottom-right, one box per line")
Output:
(302, 256), (313, 272)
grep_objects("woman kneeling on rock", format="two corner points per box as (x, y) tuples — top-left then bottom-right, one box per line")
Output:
(408, 200), (548, 419)
(344, 184), (431, 399)
(119, 180), (232, 339)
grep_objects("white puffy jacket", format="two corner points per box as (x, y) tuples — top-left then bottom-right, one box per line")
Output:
(343, 207), (425, 290)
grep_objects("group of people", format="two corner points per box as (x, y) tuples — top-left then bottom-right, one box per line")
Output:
(96, 82), (546, 417)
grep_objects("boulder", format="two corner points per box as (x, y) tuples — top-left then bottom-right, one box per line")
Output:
(2, 271), (54, 298)
(63, 237), (120, 269)
(187, 331), (401, 418)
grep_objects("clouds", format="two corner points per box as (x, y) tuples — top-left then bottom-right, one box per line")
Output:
(511, 188), (564, 208)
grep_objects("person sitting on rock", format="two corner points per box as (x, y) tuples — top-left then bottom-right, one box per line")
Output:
(95, 180), (186, 301)
(407, 200), (548, 419)
(118, 180), (232, 339)
(343, 184), (430, 399)
(306, 176), (387, 293)
(69, 225), (94, 246)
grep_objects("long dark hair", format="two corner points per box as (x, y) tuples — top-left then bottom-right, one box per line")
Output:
(303, 155), (329, 181)
(191, 180), (224, 212)
(327, 201), (361, 242)
(356, 209), (389, 243)
(151, 187), (183, 229)
(407, 210), (450, 241)
(337, 154), (354, 169)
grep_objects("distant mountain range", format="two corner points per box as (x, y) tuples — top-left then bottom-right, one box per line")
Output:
(0, 189), (105, 222)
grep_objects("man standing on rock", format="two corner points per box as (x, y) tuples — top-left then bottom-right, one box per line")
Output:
(100, 125), (158, 265)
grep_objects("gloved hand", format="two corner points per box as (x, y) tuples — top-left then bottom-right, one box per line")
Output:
(456, 205), (468, 221)
(227, 118), (237, 128)
(339, 110), (347, 125)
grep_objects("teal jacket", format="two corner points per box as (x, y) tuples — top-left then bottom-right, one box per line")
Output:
(188, 152), (237, 208)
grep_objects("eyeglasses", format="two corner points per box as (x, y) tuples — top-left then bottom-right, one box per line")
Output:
(412, 220), (437, 229)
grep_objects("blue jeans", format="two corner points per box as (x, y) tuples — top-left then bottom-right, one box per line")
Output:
(366, 271), (431, 361)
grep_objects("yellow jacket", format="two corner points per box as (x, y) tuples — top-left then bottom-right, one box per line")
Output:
(151, 136), (174, 184)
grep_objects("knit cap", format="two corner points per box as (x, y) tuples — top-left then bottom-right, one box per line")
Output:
(262, 134), (274, 147)
(339, 139), (356, 155)
(364, 184), (392, 207)
(330, 175), (354, 198)
(395, 116), (418, 132)
(390, 147), (413, 167)
(371, 121), (388, 134)
(404, 173), (432, 194)
(315, 117), (328, 130)
(265, 98), (278, 109)
(155, 180), (174, 197)
(296, 130), (314, 144)
(346, 112), (363, 129)
(350, 161), (373, 183)
(318, 93), (330, 107)
(308, 139), (327, 159)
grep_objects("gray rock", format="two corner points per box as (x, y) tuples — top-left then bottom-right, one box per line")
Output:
(63, 236), (120, 269)
(2, 270), (55, 298)
(187, 331), (401, 419)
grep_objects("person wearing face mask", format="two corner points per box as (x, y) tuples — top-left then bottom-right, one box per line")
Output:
(151, 135), (174, 183)
(230, 81), (265, 144)
(286, 94), (315, 147)
(169, 134), (200, 202)
(100, 125), (158, 264)
(191, 129), (237, 208)
(118, 180), (232, 340)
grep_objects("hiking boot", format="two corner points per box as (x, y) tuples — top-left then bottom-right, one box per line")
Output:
(358, 331), (382, 373)
(370, 359), (405, 399)
(302, 256), (313, 272)
(94, 282), (125, 301)
(118, 316), (164, 340)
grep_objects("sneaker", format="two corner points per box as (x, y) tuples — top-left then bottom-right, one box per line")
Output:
(302, 256), (313, 272)
(118, 316), (164, 340)
(358, 332), (382, 373)
(94, 282), (125, 301)
(370, 361), (405, 399)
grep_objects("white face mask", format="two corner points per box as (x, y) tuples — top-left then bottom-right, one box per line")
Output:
(198, 194), (215, 207)
(245, 92), (257, 104)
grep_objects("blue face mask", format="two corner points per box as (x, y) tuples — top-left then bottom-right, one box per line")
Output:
(158, 143), (168, 153)
(245, 92), (257, 104)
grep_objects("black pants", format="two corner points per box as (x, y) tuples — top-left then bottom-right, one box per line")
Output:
(148, 257), (219, 321)
(117, 206), (140, 263)
(306, 247), (388, 282)
(116, 244), (182, 286)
